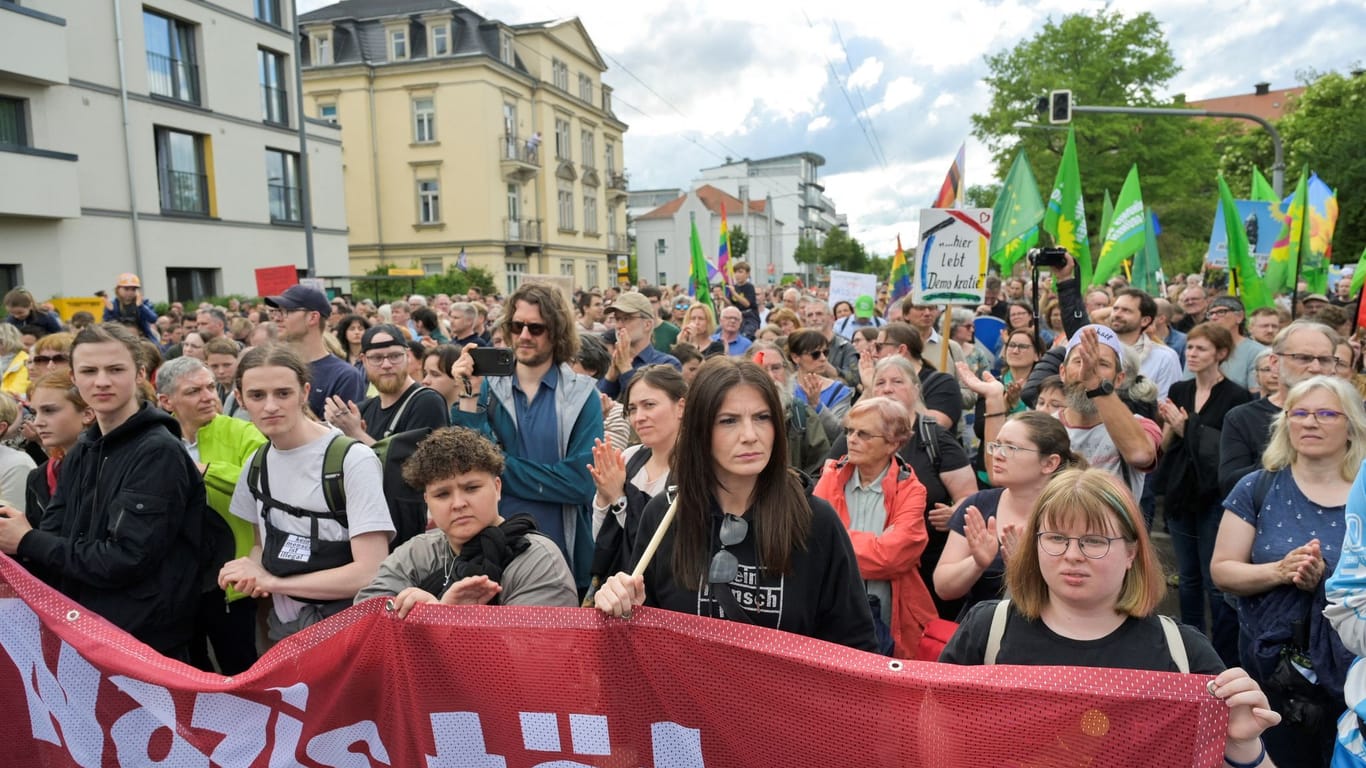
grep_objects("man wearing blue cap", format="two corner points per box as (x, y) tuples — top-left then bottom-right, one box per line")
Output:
(266, 285), (366, 419)
(1056, 324), (1162, 502)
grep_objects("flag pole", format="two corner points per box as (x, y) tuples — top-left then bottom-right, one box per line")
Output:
(1289, 241), (1303, 321)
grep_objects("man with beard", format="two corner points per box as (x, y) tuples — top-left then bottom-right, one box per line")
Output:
(1217, 320), (1341, 495)
(1108, 288), (1182, 401)
(325, 325), (448, 443)
(449, 283), (602, 590)
(1058, 324), (1162, 502)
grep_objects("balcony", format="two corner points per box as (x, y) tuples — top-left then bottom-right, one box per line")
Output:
(0, 147), (80, 218)
(606, 233), (624, 252)
(0, 4), (68, 85)
(606, 170), (628, 201)
(498, 135), (539, 183)
(504, 217), (542, 243)
(147, 51), (200, 105)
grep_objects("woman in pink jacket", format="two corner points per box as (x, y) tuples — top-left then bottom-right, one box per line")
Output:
(813, 396), (933, 657)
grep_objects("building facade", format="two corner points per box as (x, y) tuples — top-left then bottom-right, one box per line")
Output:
(299, 0), (628, 295)
(634, 185), (781, 289)
(0, 0), (348, 303)
(693, 152), (842, 282)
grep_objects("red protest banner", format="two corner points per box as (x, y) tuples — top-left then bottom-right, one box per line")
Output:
(254, 265), (298, 298)
(0, 555), (1229, 767)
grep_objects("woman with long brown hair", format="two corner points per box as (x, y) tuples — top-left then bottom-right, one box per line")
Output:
(593, 357), (876, 650)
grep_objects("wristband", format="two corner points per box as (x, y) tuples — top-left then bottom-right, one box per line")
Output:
(983, 411), (1008, 419)
(607, 496), (627, 515)
(460, 376), (473, 398)
(1224, 740), (1265, 768)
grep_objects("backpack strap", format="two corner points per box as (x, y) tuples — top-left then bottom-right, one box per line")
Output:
(320, 435), (360, 514)
(1158, 615), (1190, 673)
(381, 384), (428, 439)
(624, 446), (653, 483)
(984, 598), (1012, 665)
(918, 416), (941, 471)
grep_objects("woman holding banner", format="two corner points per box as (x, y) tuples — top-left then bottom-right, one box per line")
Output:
(941, 468), (1281, 768)
(593, 357), (878, 652)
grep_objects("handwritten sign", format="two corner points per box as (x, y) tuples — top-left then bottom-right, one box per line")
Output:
(913, 208), (992, 305)
(828, 270), (878, 310)
(254, 265), (298, 298)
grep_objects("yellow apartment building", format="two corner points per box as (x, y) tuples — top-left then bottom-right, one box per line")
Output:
(299, 0), (629, 294)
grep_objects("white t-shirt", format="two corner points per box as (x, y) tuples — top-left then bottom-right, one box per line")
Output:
(230, 427), (394, 622)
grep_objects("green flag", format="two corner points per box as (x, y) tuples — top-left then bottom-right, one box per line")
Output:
(989, 150), (1045, 272)
(1042, 126), (1093, 289)
(1098, 189), (1115, 246)
(1264, 168), (1308, 296)
(1092, 165), (1145, 286)
(1250, 168), (1279, 205)
(1350, 245), (1366, 297)
(1131, 206), (1163, 295)
(688, 215), (714, 313)
(1218, 175), (1274, 312)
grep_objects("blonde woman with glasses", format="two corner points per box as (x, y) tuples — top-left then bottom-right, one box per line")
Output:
(1212, 375), (1366, 767)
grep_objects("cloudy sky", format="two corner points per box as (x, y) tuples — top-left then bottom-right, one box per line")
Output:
(298, 0), (1366, 255)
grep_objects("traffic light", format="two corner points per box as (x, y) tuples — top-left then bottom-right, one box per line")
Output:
(1049, 90), (1072, 124)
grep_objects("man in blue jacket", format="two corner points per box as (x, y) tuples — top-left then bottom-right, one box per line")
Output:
(103, 273), (161, 341)
(450, 282), (602, 591)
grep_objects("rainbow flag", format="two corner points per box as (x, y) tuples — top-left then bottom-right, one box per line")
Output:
(1302, 173), (1339, 295)
(718, 202), (734, 286)
(890, 235), (911, 305)
(933, 143), (966, 208)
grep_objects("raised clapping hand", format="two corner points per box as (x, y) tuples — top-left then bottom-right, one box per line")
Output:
(1207, 667), (1282, 748)
(594, 571), (646, 618)
(964, 506), (1000, 570)
(587, 437), (627, 508)
(442, 575), (503, 606)
(1157, 400), (1189, 437)
(858, 348), (876, 391)
(1279, 539), (1325, 591)
(1075, 327), (1104, 390)
(324, 395), (365, 437)
(955, 361), (1005, 401)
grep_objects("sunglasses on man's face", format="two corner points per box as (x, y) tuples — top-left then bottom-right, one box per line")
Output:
(510, 321), (549, 336)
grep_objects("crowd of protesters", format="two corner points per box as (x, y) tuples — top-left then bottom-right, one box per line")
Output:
(0, 259), (1364, 766)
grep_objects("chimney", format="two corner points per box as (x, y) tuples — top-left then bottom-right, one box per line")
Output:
(1254, 82), (1271, 96)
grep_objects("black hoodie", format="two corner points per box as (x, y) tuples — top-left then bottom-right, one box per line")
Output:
(630, 473), (878, 652)
(18, 403), (207, 656)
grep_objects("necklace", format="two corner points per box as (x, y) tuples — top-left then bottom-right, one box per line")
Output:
(440, 549), (457, 594)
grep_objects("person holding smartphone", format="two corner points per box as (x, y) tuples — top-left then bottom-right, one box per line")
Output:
(448, 282), (602, 592)
(101, 274), (160, 342)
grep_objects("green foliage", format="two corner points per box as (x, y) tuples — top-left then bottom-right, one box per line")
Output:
(352, 265), (496, 304)
(973, 9), (1222, 271)
(1218, 71), (1366, 264)
(818, 228), (871, 274)
(792, 237), (822, 265)
(965, 184), (1001, 209)
(728, 225), (750, 260)
(153, 295), (254, 315)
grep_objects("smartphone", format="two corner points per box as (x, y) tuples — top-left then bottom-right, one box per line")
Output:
(469, 347), (515, 377)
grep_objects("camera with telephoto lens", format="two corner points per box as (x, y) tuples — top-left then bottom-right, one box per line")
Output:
(1028, 246), (1069, 269)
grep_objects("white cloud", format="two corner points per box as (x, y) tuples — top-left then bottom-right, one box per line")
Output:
(847, 57), (884, 91)
(869, 77), (925, 116)
(807, 115), (832, 132)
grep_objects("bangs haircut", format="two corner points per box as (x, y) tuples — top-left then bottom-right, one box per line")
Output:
(1006, 468), (1162, 621)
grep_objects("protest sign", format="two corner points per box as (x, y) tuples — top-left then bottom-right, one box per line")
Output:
(914, 209), (992, 306)
(828, 270), (878, 310)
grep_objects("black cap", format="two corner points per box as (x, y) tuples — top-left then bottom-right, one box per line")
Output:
(360, 324), (408, 353)
(264, 285), (332, 318)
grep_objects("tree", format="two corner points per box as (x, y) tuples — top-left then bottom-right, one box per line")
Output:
(965, 184), (1000, 209)
(352, 265), (496, 304)
(819, 228), (870, 273)
(972, 9), (1223, 267)
(793, 237), (822, 265)
(728, 225), (750, 260)
(1218, 70), (1366, 265)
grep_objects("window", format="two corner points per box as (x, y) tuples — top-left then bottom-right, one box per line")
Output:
(430, 24), (448, 56)
(413, 97), (435, 143)
(502, 102), (516, 139)
(254, 0), (281, 26)
(166, 268), (219, 304)
(155, 127), (209, 215)
(557, 180), (574, 231)
(319, 103), (337, 123)
(601, 85), (612, 114)
(500, 33), (514, 66)
(584, 194), (598, 234)
(586, 262), (598, 290)
(266, 149), (301, 223)
(418, 179), (440, 223)
(561, 259), (575, 279)
(604, 140), (615, 174)
(554, 118), (570, 160)
(607, 203), (618, 234)
(390, 28), (408, 60)
(259, 48), (288, 125)
(422, 258), (443, 276)
(506, 183), (520, 237)
(0, 97), (27, 147)
(144, 10), (199, 105)
(505, 261), (526, 294)
(314, 33), (331, 65)
(552, 58), (568, 90)
(580, 131), (595, 170)
(578, 73), (592, 102)
(0, 265), (19, 297)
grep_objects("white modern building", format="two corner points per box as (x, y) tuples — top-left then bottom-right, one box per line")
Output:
(693, 151), (843, 281)
(0, 0), (348, 304)
(634, 185), (782, 289)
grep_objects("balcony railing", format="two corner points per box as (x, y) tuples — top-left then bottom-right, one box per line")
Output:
(499, 135), (540, 165)
(504, 217), (542, 242)
(269, 182), (301, 222)
(607, 171), (628, 193)
(607, 233), (623, 251)
(161, 168), (208, 214)
(146, 50), (199, 104)
(261, 85), (288, 125)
